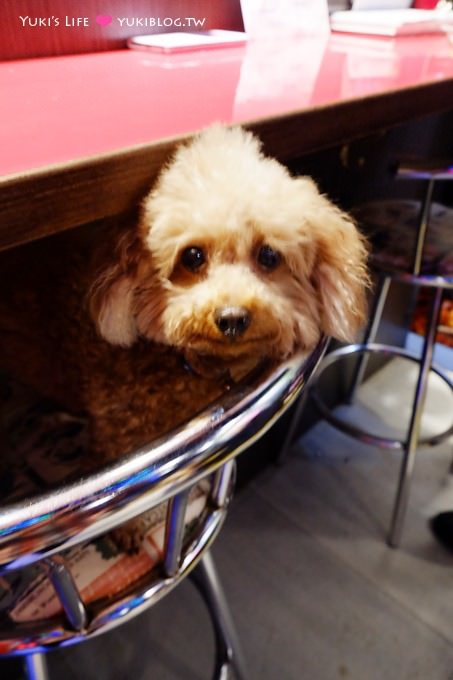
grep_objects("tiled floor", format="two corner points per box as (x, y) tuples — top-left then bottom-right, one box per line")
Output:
(2, 358), (453, 680)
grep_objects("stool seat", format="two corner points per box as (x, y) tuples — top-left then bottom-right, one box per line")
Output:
(353, 200), (453, 279)
(0, 342), (328, 679)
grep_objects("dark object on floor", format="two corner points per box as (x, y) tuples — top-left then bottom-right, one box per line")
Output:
(429, 512), (453, 553)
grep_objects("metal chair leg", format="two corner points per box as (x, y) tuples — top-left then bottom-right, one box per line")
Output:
(388, 286), (443, 547)
(24, 654), (50, 680)
(346, 274), (391, 404)
(190, 552), (248, 680)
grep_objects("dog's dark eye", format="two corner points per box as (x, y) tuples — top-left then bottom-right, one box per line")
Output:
(257, 244), (281, 271)
(181, 247), (205, 272)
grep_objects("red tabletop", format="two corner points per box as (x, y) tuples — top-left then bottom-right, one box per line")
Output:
(2, 31), (453, 178)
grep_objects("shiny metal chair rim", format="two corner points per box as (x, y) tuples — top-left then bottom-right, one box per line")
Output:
(311, 342), (453, 451)
(0, 340), (328, 572)
(396, 160), (453, 181)
(0, 506), (228, 653)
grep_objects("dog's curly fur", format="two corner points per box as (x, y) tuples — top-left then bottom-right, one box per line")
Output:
(0, 125), (368, 474)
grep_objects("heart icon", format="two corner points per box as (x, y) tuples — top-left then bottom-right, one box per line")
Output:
(96, 15), (112, 26)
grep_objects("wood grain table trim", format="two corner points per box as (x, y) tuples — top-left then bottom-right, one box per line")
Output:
(1, 79), (452, 253)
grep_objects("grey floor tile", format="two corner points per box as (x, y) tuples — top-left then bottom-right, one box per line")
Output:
(213, 490), (453, 680)
(249, 357), (453, 646)
(252, 442), (453, 640)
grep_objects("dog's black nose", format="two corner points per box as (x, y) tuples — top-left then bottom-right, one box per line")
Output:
(214, 306), (251, 338)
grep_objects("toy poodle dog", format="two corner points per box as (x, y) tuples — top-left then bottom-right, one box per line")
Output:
(0, 125), (368, 540)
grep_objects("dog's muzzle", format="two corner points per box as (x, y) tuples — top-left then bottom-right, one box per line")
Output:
(214, 306), (251, 339)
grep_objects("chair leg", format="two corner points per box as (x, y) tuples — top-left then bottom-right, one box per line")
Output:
(24, 653), (50, 680)
(346, 274), (391, 404)
(388, 286), (443, 547)
(190, 552), (248, 680)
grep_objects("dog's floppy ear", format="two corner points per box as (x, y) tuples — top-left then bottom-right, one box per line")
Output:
(88, 229), (142, 347)
(303, 184), (369, 341)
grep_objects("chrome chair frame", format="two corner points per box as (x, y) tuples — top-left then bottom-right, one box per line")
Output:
(284, 160), (453, 548)
(0, 341), (327, 680)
